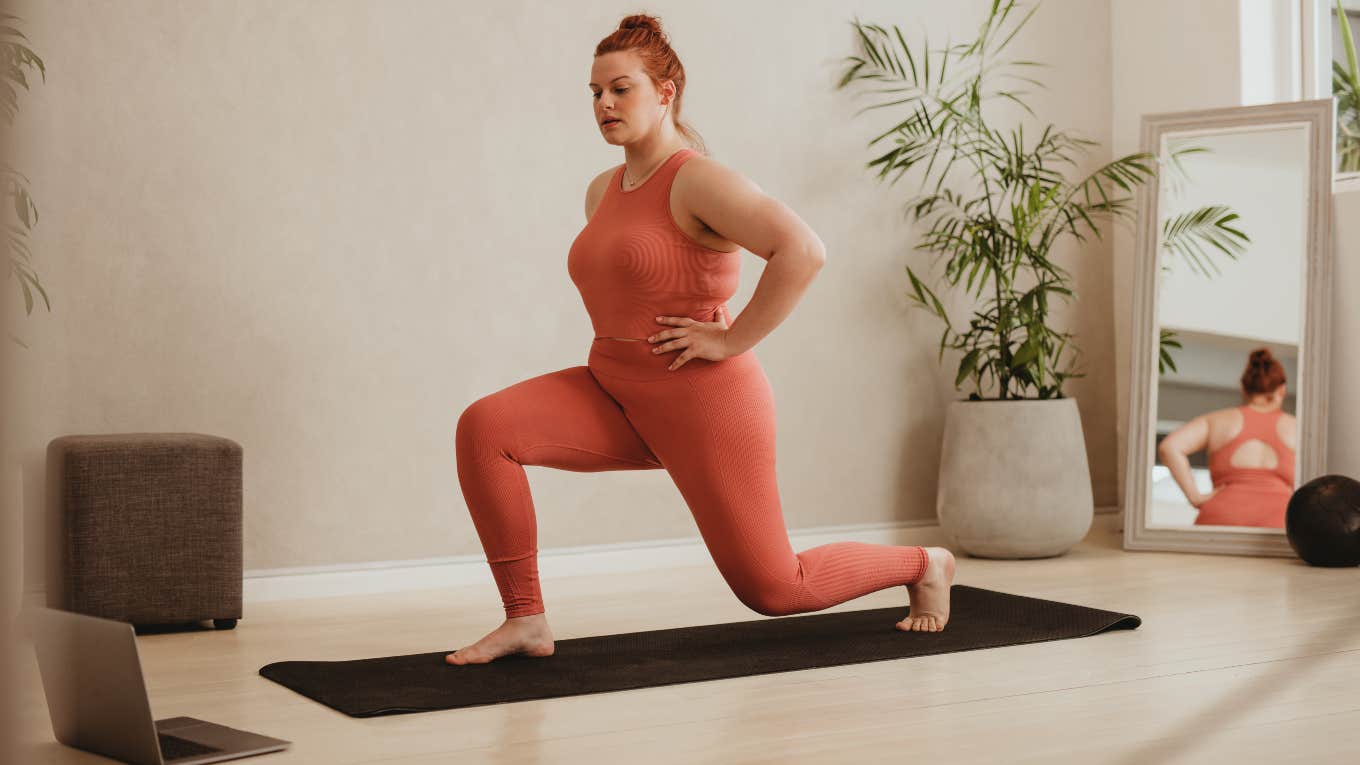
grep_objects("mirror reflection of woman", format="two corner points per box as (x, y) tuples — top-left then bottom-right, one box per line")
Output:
(1157, 348), (1297, 528)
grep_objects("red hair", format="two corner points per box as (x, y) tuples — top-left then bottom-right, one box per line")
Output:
(1241, 347), (1286, 396)
(595, 14), (707, 154)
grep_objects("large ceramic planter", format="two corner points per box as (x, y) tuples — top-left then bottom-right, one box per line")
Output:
(937, 398), (1093, 558)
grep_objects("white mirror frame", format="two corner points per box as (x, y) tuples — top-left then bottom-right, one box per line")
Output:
(1123, 98), (1336, 557)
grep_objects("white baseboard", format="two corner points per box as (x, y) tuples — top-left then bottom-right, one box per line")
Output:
(236, 507), (1122, 603)
(23, 507), (1120, 607)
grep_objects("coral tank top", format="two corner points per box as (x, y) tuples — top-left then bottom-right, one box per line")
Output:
(1195, 405), (1296, 528)
(568, 148), (740, 341)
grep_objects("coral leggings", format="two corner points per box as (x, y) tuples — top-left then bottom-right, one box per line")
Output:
(455, 338), (929, 618)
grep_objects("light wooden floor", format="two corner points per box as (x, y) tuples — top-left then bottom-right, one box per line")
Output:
(13, 514), (1360, 764)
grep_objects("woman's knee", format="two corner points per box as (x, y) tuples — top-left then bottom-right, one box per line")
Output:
(456, 368), (586, 455)
(455, 394), (513, 457)
(727, 573), (804, 617)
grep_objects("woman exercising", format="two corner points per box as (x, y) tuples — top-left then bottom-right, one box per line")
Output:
(447, 14), (956, 665)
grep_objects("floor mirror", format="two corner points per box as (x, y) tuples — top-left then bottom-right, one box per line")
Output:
(1123, 98), (1335, 556)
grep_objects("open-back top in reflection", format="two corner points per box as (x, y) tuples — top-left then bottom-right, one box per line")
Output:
(1195, 405), (1295, 528)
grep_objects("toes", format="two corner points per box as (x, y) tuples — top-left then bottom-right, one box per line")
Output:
(894, 615), (947, 632)
(897, 616), (949, 632)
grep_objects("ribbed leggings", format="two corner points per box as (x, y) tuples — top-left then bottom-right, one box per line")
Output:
(454, 338), (929, 619)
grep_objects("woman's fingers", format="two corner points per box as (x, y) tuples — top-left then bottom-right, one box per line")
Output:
(649, 328), (685, 345)
(652, 337), (689, 353)
(650, 315), (722, 369)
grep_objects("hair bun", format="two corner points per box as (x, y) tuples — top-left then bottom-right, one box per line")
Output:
(1249, 348), (1274, 366)
(619, 14), (663, 35)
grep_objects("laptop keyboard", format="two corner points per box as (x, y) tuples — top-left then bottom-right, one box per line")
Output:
(159, 732), (222, 760)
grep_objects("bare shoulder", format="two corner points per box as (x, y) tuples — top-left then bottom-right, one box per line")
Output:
(673, 153), (763, 196)
(584, 164), (622, 222)
(673, 152), (818, 260)
(1279, 411), (1297, 434)
(1277, 411), (1298, 448)
(1205, 406), (1243, 433)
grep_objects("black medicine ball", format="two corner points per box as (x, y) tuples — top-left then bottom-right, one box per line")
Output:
(1285, 474), (1360, 567)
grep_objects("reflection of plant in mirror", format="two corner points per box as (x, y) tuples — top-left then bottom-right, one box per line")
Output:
(1154, 143), (1252, 372)
(1157, 143), (1250, 278)
(835, 0), (1244, 400)
(1160, 204), (1248, 278)
(1336, 0), (1360, 172)
(1157, 328), (1182, 375)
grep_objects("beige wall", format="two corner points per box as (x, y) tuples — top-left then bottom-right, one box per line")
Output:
(1329, 183), (1360, 478)
(1110, 0), (1243, 511)
(10, 0), (1119, 592)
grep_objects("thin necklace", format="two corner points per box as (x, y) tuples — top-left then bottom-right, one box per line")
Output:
(624, 150), (678, 189)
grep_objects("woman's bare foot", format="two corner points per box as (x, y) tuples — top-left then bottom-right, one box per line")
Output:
(445, 612), (556, 665)
(897, 546), (956, 632)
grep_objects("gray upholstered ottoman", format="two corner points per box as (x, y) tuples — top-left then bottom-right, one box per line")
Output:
(45, 433), (243, 629)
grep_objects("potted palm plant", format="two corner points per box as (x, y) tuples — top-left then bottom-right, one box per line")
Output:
(836, 0), (1244, 557)
(1336, 0), (1360, 173)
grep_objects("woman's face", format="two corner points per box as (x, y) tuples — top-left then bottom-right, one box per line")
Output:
(589, 51), (672, 144)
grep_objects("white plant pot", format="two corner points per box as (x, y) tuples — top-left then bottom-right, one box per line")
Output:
(936, 398), (1094, 558)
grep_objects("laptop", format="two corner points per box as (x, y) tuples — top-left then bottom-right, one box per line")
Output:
(27, 606), (291, 764)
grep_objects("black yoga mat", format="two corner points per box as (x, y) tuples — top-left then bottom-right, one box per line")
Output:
(259, 585), (1140, 717)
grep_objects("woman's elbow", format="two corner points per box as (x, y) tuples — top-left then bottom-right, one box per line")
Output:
(1156, 442), (1176, 464)
(770, 235), (825, 275)
(805, 238), (827, 271)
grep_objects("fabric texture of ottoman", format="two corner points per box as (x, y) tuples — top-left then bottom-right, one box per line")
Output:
(46, 433), (243, 627)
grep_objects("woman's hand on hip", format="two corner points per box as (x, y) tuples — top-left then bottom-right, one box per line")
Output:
(1190, 487), (1218, 508)
(648, 307), (734, 371)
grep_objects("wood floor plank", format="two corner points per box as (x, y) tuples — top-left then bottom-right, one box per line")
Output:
(13, 518), (1360, 763)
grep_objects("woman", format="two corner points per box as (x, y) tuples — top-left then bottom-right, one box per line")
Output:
(1157, 348), (1297, 528)
(447, 14), (956, 666)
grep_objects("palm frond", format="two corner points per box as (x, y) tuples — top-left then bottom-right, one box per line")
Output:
(837, 1), (1241, 400)
(1160, 205), (1250, 278)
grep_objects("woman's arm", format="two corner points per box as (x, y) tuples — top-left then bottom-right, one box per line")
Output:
(675, 158), (826, 355)
(1157, 415), (1211, 506)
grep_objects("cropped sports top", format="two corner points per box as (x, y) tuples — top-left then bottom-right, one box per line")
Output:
(567, 148), (740, 341)
(1207, 405), (1295, 490)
